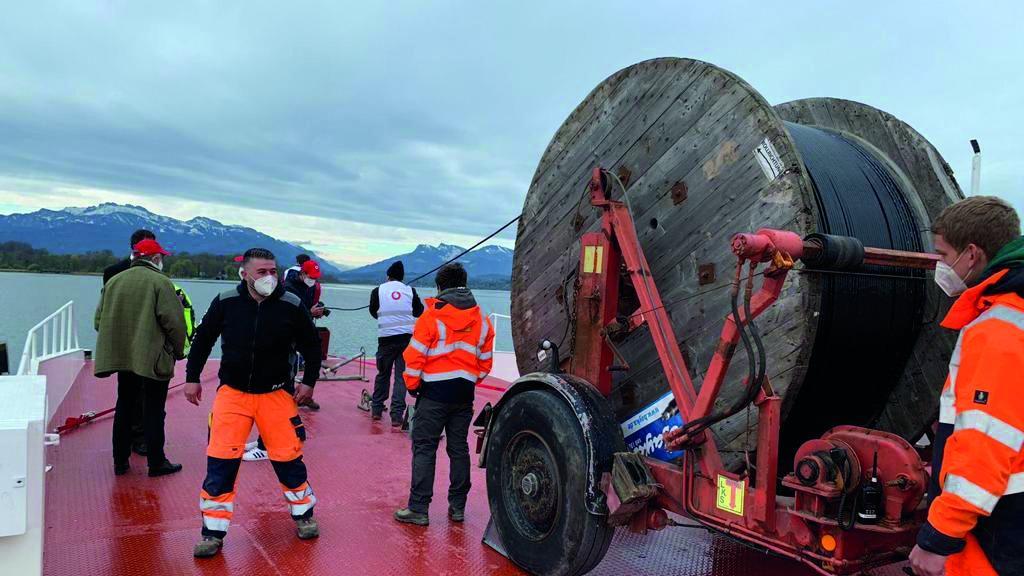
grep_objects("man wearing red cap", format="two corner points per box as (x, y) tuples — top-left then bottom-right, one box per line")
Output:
(95, 237), (187, 477)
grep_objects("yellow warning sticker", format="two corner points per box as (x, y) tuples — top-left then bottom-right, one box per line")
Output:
(716, 475), (745, 516)
(583, 246), (596, 273)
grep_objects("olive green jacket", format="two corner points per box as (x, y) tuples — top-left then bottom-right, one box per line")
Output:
(94, 260), (187, 381)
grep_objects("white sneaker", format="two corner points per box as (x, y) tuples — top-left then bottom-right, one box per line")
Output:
(244, 440), (259, 451)
(242, 447), (268, 462)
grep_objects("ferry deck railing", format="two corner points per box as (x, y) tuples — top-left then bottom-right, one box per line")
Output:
(18, 301), (80, 376)
(488, 313), (512, 353)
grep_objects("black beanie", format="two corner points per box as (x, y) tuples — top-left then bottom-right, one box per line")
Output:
(387, 260), (405, 281)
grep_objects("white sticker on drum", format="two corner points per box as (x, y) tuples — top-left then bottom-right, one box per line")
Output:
(755, 137), (785, 181)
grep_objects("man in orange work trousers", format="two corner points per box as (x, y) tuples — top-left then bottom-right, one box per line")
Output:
(910, 197), (1024, 576)
(394, 263), (494, 525)
(184, 248), (323, 558)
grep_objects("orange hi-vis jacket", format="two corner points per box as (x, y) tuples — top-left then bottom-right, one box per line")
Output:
(403, 293), (494, 404)
(917, 268), (1024, 575)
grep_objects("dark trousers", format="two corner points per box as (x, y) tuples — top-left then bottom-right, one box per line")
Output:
(113, 372), (169, 468)
(408, 397), (473, 513)
(130, 389), (146, 447)
(372, 336), (409, 420)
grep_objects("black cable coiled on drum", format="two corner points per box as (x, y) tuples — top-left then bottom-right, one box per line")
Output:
(779, 122), (926, 462)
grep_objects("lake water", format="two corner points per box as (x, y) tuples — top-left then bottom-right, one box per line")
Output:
(0, 271), (512, 372)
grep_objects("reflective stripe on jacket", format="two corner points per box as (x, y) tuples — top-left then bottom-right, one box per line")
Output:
(403, 295), (494, 404)
(918, 268), (1024, 574)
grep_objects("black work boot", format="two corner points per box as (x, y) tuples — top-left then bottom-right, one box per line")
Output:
(193, 536), (223, 558)
(149, 460), (183, 477)
(448, 507), (465, 523)
(296, 517), (320, 539)
(394, 508), (429, 526)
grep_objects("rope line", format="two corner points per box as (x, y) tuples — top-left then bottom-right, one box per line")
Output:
(327, 215), (521, 311)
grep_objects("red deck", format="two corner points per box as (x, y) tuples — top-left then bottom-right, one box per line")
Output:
(43, 359), (911, 575)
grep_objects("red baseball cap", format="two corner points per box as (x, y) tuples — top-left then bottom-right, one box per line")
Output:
(133, 238), (170, 256)
(233, 255), (244, 262)
(301, 260), (322, 279)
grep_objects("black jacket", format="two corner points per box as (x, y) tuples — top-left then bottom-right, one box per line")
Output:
(102, 259), (131, 285)
(186, 282), (322, 392)
(285, 275), (316, 310)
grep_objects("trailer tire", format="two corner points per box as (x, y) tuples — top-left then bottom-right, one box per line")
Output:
(486, 390), (613, 576)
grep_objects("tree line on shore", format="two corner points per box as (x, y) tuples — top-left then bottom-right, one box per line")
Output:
(0, 241), (343, 283)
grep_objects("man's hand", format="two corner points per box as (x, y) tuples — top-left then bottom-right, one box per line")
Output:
(294, 383), (314, 405)
(909, 545), (946, 576)
(184, 382), (203, 406)
(311, 305), (326, 319)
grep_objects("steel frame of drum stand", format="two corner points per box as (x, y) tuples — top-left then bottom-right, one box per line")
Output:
(297, 348), (370, 383)
(503, 167), (942, 575)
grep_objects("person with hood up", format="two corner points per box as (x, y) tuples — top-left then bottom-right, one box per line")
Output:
(909, 196), (1024, 576)
(393, 263), (494, 526)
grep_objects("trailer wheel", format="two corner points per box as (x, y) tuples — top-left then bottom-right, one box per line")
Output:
(487, 390), (613, 576)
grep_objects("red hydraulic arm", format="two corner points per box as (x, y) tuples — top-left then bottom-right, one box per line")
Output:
(574, 166), (941, 575)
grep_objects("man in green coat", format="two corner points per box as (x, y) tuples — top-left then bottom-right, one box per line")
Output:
(95, 238), (187, 477)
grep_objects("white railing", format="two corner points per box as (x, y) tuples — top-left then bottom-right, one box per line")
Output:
(488, 313), (512, 353)
(18, 301), (80, 375)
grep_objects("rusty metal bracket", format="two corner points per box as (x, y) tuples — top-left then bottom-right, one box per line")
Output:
(671, 181), (688, 205)
(617, 165), (632, 188)
(698, 263), (716, 286)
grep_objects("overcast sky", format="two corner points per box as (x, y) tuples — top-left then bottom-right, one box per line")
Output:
(0, 1), (1020, 266)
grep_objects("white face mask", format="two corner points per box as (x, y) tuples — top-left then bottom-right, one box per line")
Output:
(154, 258), (164, 271)
(253, 275), (277, 296)
(934, 251), (972, 297)
(303, 277), (316, 287)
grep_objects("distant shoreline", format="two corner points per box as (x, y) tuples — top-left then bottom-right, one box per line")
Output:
(0, 269), (511, 292)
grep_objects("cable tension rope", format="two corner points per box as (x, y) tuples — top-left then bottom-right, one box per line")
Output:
(326, 214), (522, 312)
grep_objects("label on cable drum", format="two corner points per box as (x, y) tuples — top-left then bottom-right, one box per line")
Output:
(755, 137), (785, 182)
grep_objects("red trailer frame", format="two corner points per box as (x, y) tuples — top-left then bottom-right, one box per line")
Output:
(570, 167), (941, 574)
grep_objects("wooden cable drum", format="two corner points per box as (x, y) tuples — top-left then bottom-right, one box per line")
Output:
(511, 57), (963, 469)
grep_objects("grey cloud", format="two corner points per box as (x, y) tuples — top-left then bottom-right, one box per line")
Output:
(0, 0), (1021, 245)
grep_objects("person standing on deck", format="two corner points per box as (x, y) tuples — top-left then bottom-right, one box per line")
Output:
(94, 238), (186, 478)
(909, 197), (1024, 576)
(242, 258), (326, 462)
(284, 253), (310, 285)
(185, 248), (323, 558)
(102, 228), (157, 458)
(369, 260), (424, 426)
(394, 263), (493, 526)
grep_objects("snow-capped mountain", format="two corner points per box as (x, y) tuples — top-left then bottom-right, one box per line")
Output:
(0, 203), (347, 275)
(338, 242), (513, 285)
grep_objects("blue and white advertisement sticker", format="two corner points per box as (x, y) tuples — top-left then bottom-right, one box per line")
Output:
(620, 391), (684, 463)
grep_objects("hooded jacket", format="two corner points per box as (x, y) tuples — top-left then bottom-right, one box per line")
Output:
(917, 236), (1024, 575)
(186, 281), (322, 392)
(402, 287), (494, 404)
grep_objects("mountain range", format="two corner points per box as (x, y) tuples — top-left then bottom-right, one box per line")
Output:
(338, 243), (514, 286)
(0, 203), (514, 285)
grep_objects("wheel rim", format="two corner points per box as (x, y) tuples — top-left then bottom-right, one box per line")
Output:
(501, 430), (561, 541)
